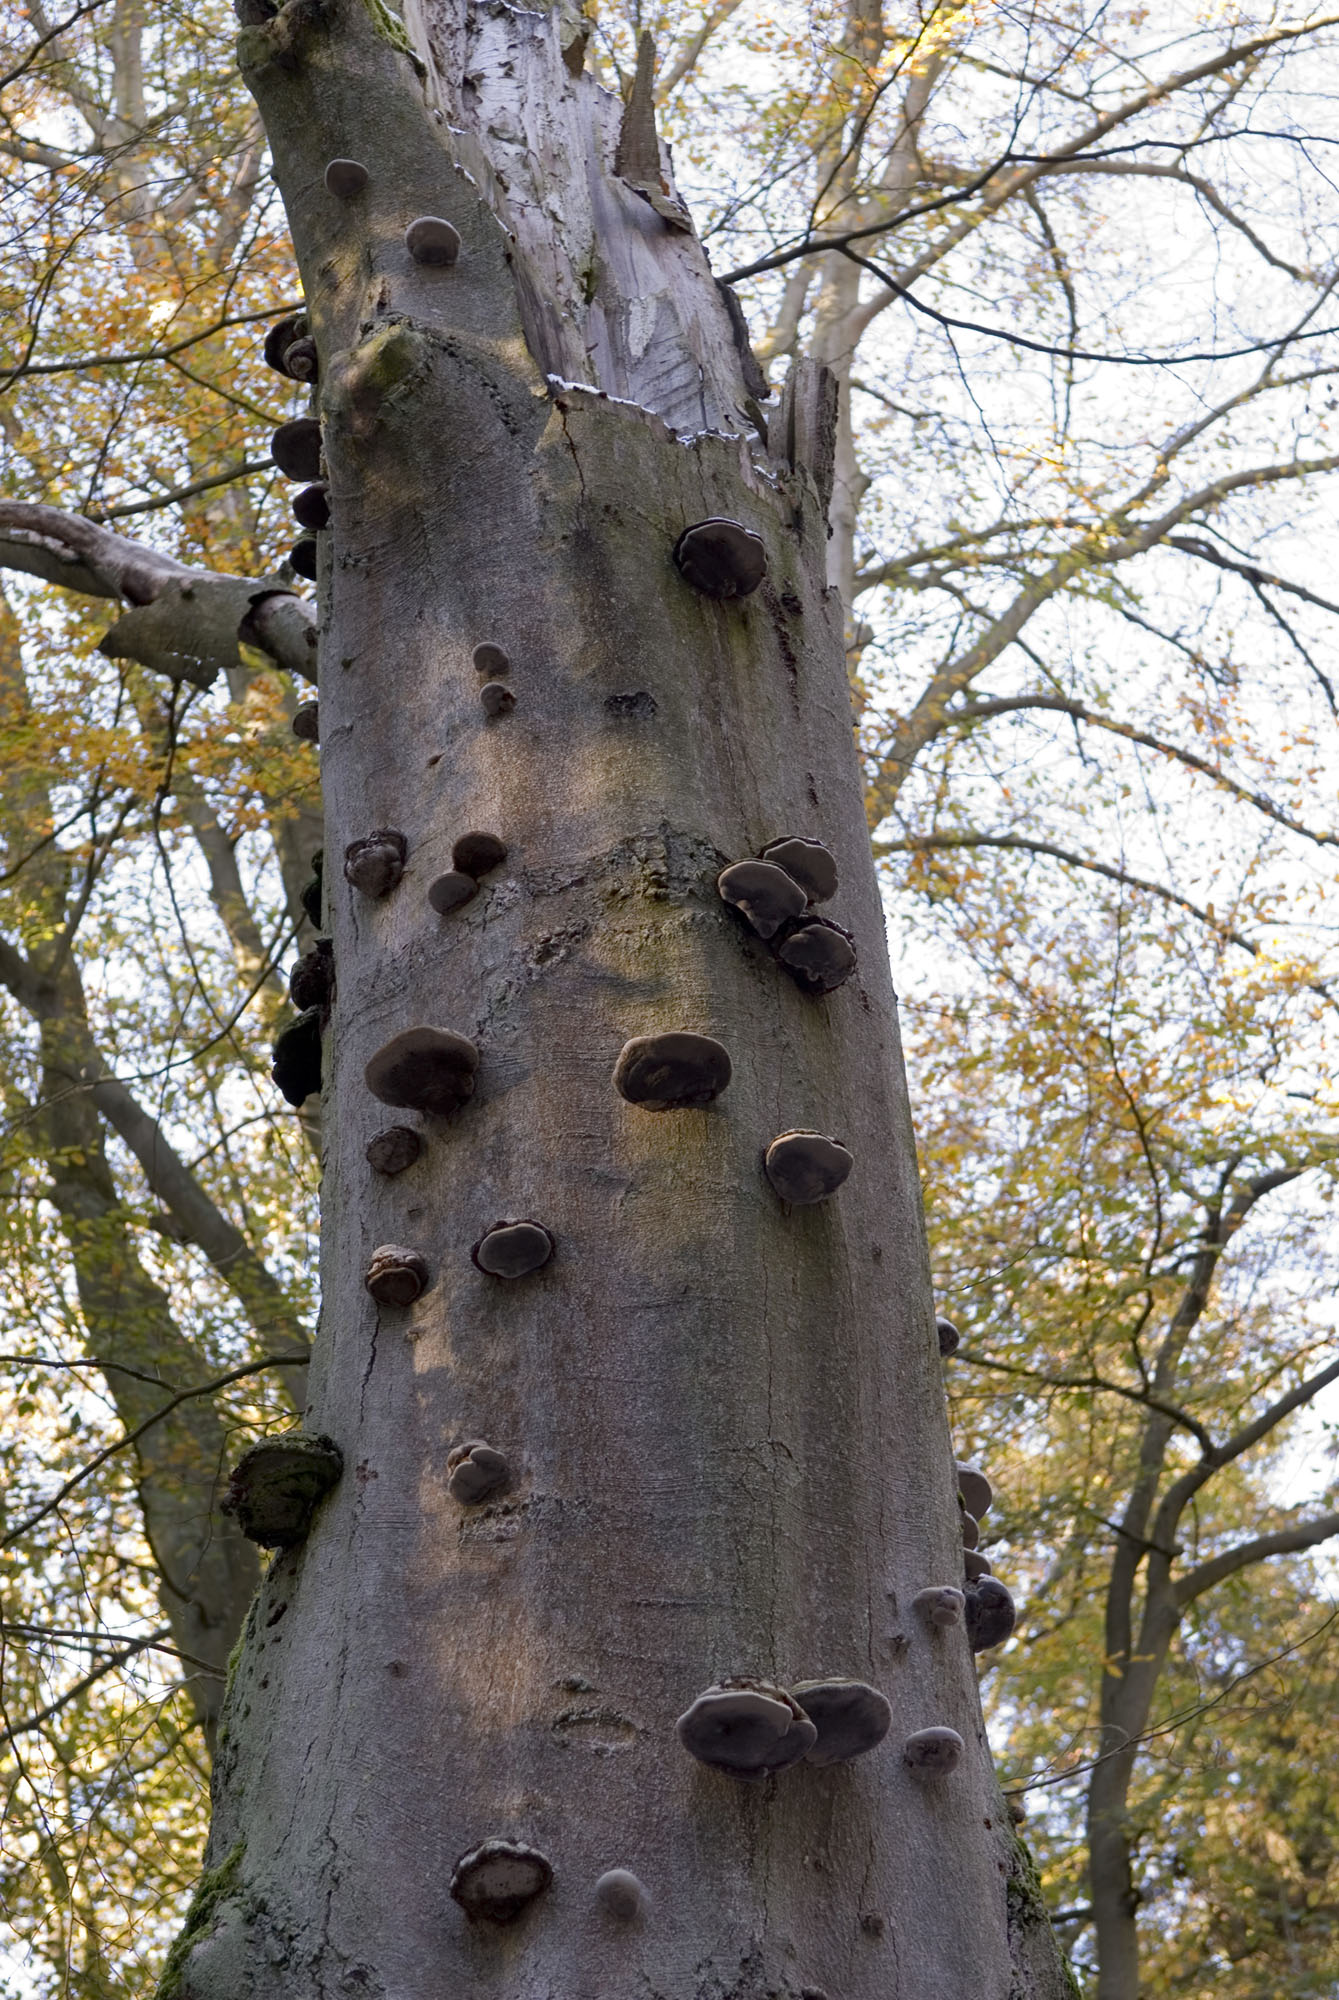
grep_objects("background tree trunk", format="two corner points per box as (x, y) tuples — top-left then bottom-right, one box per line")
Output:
(174, 3), (1075, 1994)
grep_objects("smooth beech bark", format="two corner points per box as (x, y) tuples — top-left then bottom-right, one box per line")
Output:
(169, 2), (1075, 1994)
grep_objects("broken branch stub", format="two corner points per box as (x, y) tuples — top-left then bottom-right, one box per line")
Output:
(221, 1433), (343, 1549)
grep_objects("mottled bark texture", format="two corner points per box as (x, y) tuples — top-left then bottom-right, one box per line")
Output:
(177, 2), (1075, 1995)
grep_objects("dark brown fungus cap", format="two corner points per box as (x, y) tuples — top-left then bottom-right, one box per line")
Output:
(903, 1725), (964, 1777)
(760, 836), (838, 903)
(676, 1680), (817, 1777)
(292, 482), (330, 531)
(472, 641), (510, 676)
(472, 1220), (553, 1280)
(344, 830), (407, 899)
(364, 1243), (431, 1307)
(956, 1462), (993, 1517)
(674, 518), (767, 599)
(271, 417), (323, 482)
(428, 870), (478, 915)
(291, 699), (319, 741)
(965, 1577), (1015, 1651)
(221, 1432), (343, 1548)
(936, 1315), (961, 1357)
(614, 1032), (732, 1110)
(774, 917), (856, 995)
(263, 312), (307, 376)
(364, 1027), (479, 1117)
(450, 1840), (552, 1923)
(324, 157), (369, 197)
(790, 1679), (892, 1766)
(283, 336), (318, 383)
(912, 1586), (965, 1630)
(270, 1009), (322, 1107)
(716, 860), (806, 940)
(479, 680), (516, 718)
(593, 1869), (648, 1921)
(288, 938), (334, 1013)
(959, 1506), (980, 1550)
(764, 1130), (853, 1205)
(446, 1439), (511, 1504)
(963, 1549), (993, 1583)
(289, 538), (318, 582)
(365, 1125), (421, 1176)
(451, 831), (507, 878)
(299, 850), (323, 929)
(405, 215), (462, 266)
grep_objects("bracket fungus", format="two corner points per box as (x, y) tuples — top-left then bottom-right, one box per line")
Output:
(452, 831), (507, 878)
(449, 1839), (552, 1923)
(760, 836), (838, 904)
(289, 538), (318, 582)
(405, 215), (462, 265)
(594, 1869), (648, 1921)
(903, 1725), (964, 1778)
(270, 1009), (322, 1107)
(324, 157), (369, 197)
(674, 518), (767, 599)
(614, 1031), (731, 1110)
(365, 1125), (422, 1175)
(283, 335), (318, 383)
(364, 1244), (431, 1308)
(446, 1439), (512, 1505)
(965, 1577), (1015, 1651)
(956, 1462), (993, 1518)
(936, 1315), (961, 1357)
(300, 850), (323, 928)
(291, 700), (319, 741)
(364, 1027), (479, 1118)
(789, 1679), (892, 1765)
(717, 859), (806, 939)
(676, 1680), (817, 1777)
(292, 482), (330, 531)
(472, 1220), (554, 1280)
(428, 870), (478, 915)
(288, 938), (334, 1013)
(270, 417), (323, 482)
(963, 1550), (993, 1583)
(221, 1433), (343, 1548)
(344, 829), (407, 900)
(774, 917), (857, 995)
(472, 641), (510, 676)
(263, 311), (308, 377)
(479, 680), (516, 718)
(763, 1130), (853, 1205)
(959, 1504), (980, 1551)
(912, 1586), (966, 1630)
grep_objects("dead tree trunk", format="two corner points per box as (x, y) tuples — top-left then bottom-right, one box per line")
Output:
(170, 2), (1076, 1993)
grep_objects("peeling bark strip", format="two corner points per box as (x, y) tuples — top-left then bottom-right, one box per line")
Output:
(175, 1), (1074, 1995)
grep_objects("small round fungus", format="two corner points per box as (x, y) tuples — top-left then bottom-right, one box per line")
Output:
(446, 1439), (511, 1504)
(263, 312), (307, 376)
(344, 829), (407, 900)
(472, 1220), (554, 1280)
(324, 157), (369, 197)
(774, 917), (857, 994)
(964, 1550), (993, 1583)
(292, 482), (331, 531)
(913, 1586), (966, 1630)
(451, 831), (507, 878)
(450, 1839), (552, 1923)
(790, 1679), (892, 1765)
(959, 1507), (980, 1550)
(764, 1130), (853, 1205)
(364, 1027), (479, 1117)
(365, 1125), (421, 1175)
(271, 417), (323, 482)
(472, 641), (510, 676)
(270, 1009), (322, 1107)
(965, 1577), (1016, 1652)
(760, 836), (838, 903)
(674, 518), (767, 599)
(593, 1869), (648, 1921)
(956, 1463), (993, 1518)
(428, 870), (478, 915)
(717, 860), (807, 939)
(364, 1244), (431, 1307)
(479, 680), (516, 718)
(283, 335), (318, 382)
(289, 538), (318, 582)
(936, 1315), (961, 1357)
(405, 214), (462, 265)
(221, 1432), (343, 1549)
(676, 1680), (817, 1777)
(288, 938), (334, 1012)
(903, 1725), (964, 1778)
(291, 700), (319, 741)
(614, 1031), (731, 1110)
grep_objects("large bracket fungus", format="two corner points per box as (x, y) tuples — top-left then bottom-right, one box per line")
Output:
(717, 860), (807, 940)
(344, 829), (407, 900)
(673, 518), (767, 599)
(221, 1433), (343, 1548)
(760, 836), (838, 904)
(292, 481), (331, 531)
(472, 1220), (554, 1279)
(449, 1839), (552, 1923)
(965, 1577), (1016, 1652)
(789, 1679), (892, 1765)
(270, 417), (323, 482)
(365, 1125), (422, 1176)
(676, 1680), (817, 1777)
(324, 157), (369, 197)
(446, 1439), (512, 1505)
(912, 1586), (966, 1630)
(763, 1131), (853, 1205)
(270, 1009), (323, 1107)
(405, 214), (462, 265)
(956, 1462), (993, 1519)
(902, 1725), (965, 1778)
(364, 1244), (431, 1307)
(288, 937), (334, 1013)
(774, 916), (857, 995)
(613, 1032), (732, 1110)
(364, 1027), (479, 1118)
(593, 1868), (648, 1921)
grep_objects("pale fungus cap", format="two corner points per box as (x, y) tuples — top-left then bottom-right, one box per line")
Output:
(221, 1433), (343, 1549)
(324, 157), (369, 196)
(428, 870), (478, 915)
(789, 1679), (892, 1765)
(364, 1027), (479, 1117)
(676, 1680), (817, 1777)
(446, 1440), (511, 1504)
(956, 1462), (993, 1518)
(449, 1840), (552, 1922)
(613, 1031), (732, 1110)
(903, 1725), (964, 1777)
(365, 1125), (421, 1176)
(364, 1244), (431, 1307)
(406, 214), (462, 265)
(270, 417), (322, 482)
(472, 1220), (554, 1279)
(674, 518), (767, 599)
(760, 836), (838, 903)
(593, 1868), (648, 1921)
(775, 917), (857, 994)
(912, 1585), (966, 1629)
(764, 1130), (853, 1205)
(344, 830), (407, 900)
(717, 859), (806, 939)
(965, 1577), (1016, 1651)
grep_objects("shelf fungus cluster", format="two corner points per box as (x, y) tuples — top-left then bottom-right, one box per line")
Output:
(717, 839), (856, 997)
(222, 1433), (343, 1549)
(676, 1677), (890, 1778)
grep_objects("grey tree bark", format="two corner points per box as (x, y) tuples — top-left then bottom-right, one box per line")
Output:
(167, 1), (1077, 1994)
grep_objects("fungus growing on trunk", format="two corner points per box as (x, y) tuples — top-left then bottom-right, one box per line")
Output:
(451, 831), (507, 877)
(472, 1220), (554, 1279)
(364, 1244), (431, 1307)
(283, 336), (318, 382)
(263, 311), (308, 376)
(774, 917), (856, 994)
(270, 417), (323, 481)
(344, 829), (407, 899)
(472, 641), (509, 675)
(673, 518), (767, 599)
(221, 1433), (343, 1548)
(936, 1315), (961, 1356)
(449, 1840), (552, 1923)
(270, 1009), (323, 1106)
(676, 1680), (817, 1777)
(293, 482), (330, 531)
(479, 680), (516, 717)
(593, 1869), (648, 1921)
(789, 1679), (892, 1765)
(324, 157), (369, 196)
(289, 538), (318, 582)
(300, 850), (323, 928)
(963, 1550), (993, 1583)
(965, 1577), (1015, 1651)
(760, 836), (838, 903)
(959, 1507), (980, 1550)
(956, 1462), (993, 1518)
(405, 215), (462, 265)
(613, 1032), (731, 1109)
(364, 1027), (479, 1117)
(717, 859), (807, 939)
(288, 938), (334, 1012)
(763, 1130), (853, 1204)
(902, 1726), (964, 1777)
(446, 1439), (512, 1504)
(913, 1586), (966, 1630)
(291, 700), (319, 741)
(428, 870), (477, 914)
(365, 1125), (422, 1175)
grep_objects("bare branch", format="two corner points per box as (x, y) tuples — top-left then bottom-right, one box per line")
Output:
(1175, 1512), (1339, 1605)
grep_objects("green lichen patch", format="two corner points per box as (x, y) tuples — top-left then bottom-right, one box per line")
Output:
(359, 0), (426, 75)
(154, 1843), (245, 2000)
